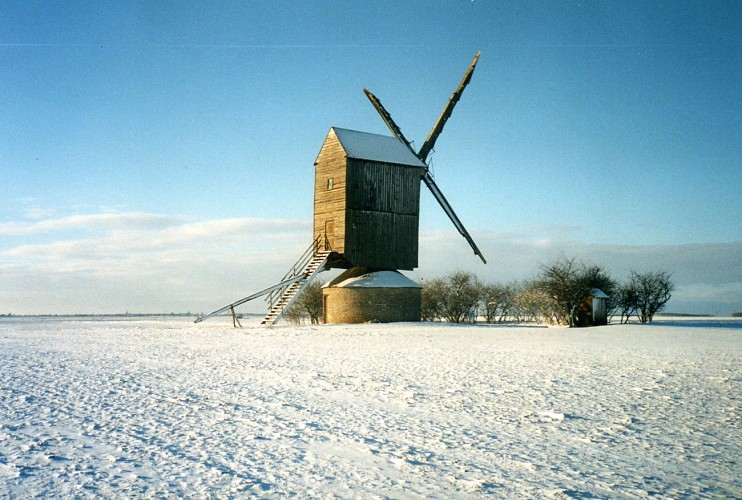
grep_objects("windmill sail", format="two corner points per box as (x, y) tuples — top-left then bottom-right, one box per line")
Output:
(422, 171), (486, 264)
(418, 51), (480, 162)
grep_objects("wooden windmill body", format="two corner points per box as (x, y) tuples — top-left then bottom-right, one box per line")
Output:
(196, 52), (485, 326)
(313, 127), (427, 271)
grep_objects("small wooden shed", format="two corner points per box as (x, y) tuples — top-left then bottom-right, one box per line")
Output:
(577, 288), (609, 327)
(313, 127), (427, 271)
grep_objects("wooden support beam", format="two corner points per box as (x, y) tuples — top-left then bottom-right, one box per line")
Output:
(230, 305), (242, 328)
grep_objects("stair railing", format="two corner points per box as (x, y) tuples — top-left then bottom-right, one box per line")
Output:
(313, 232), (333, 253)
(323, 233), (332, 252)
(265, 234), (325, 309)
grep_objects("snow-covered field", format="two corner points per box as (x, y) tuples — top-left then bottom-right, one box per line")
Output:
(0, 317), (739, 498)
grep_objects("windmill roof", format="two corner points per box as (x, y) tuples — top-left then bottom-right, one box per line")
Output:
(331, 127), (427, 168)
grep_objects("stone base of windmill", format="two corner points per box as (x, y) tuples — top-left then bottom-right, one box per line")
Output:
(322, 268), (421, 324)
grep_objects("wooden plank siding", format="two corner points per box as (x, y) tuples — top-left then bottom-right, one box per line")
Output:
(345, 211), (419, 270)
(313, 131), (347, 253)
(346, 160), (422, 215)
(345, 158), (423, 270)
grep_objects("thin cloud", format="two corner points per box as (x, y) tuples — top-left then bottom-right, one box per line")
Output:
(153, 218), (310, 246)
(2, 214), (310, 263)
(675, 282), (742, 304)
(0, 212), (183, 236)
(0, 216), (310, 314)
(1, 213), (739, 315)
(2, 239), (103, 260)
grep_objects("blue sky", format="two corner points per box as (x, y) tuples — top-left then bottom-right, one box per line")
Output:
(1, 1), (740, 315)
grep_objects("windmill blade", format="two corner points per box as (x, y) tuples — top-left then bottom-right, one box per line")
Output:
(363, 88), (418, 158)
(417, 51), (480, 162)
(422, 170), (487, 264)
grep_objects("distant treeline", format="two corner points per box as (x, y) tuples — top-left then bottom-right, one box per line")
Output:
(656, 312), (712, 318)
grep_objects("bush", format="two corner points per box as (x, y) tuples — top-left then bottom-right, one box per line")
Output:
(513, 280), (554, 324)
(421, 271), (483, 323)
(420, 260), (674, 327)
(480, 282), (515, 323)
(536, 257), (617, 327)
(627, 270), (675, 323)
(421, 277), (445, 322)
(285, 280), (324, 324)
(614, 282), (639, 324)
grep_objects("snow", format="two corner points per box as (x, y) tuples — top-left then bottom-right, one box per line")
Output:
(331, 127), (427, 168)
(330, 270), (421, 288)
(1, 316), (740, 498)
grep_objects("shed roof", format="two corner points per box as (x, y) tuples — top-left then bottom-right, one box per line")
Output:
(589, 288), (609, 299)
(331, 127), (427, 168)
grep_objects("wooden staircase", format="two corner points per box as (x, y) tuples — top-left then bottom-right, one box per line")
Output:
(194, 234), (332, 326)
(261, 249), (331, 325)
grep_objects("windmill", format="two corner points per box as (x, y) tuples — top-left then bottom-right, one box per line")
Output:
(196, 52), (485, 325)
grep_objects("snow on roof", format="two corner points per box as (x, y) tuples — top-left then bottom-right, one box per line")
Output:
(589, 288), (609, 298)
(330, 270), (421, 289)
(331, 127), (427, 168)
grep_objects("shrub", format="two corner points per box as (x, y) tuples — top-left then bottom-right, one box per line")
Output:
(480, 282), (515, 323)
(286, 280), (324, 324)
(536, 257), (617, 327)
(626, 270), (675, 323)
(421, 271), (483, 323)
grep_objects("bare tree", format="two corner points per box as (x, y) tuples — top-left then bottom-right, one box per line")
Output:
(628, 270), (675, 323)
(614, 283), (639, 324)
(421, 272), (482, 323)
(480, 282), (514, 323)
(441, 271), (483, 323)
(286, 280), (324, 324)
(513, 280), (554, 324)
(421, 278), (446, 322)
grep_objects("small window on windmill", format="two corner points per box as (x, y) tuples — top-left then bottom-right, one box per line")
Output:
(327, 178), (334, 190)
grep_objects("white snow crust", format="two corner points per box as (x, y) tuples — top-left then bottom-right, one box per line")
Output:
(331, 270), (421, 288)
(0, 317), (739, 498)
